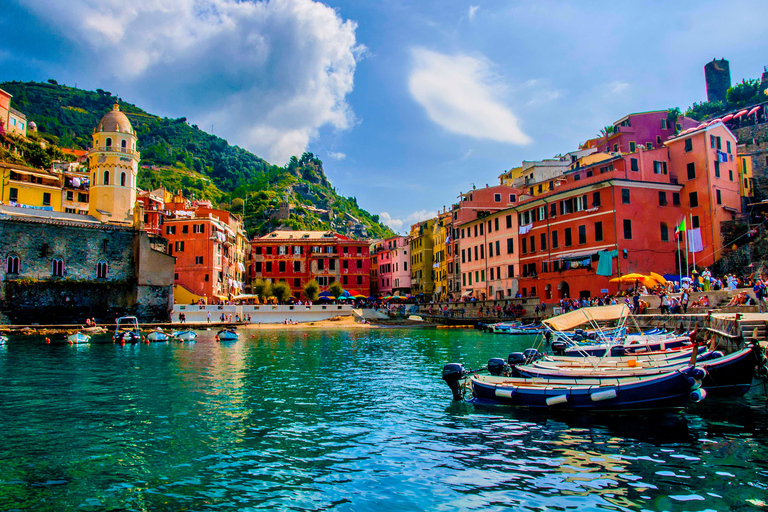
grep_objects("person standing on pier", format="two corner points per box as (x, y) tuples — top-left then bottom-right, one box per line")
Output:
(753, 280), (766, 313)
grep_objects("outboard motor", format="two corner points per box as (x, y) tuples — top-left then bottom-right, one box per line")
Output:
(551, 341), (567, 355)
(508, 352), (526, 366)
(487, 358), (507, 376)
(442, 363), (467, 401)
(544, 330), (553, 344)
(523, 348), (540, 363)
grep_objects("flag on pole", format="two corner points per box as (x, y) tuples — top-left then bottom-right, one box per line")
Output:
(688, 228), (704, 253)
(674, 218), (686, 235)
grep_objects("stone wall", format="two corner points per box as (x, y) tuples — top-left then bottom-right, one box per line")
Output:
(0, 217), (173, 323)
(735, 122), (768, 197)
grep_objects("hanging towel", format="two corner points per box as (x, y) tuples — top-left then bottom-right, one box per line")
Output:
(596, 250), (617, 276)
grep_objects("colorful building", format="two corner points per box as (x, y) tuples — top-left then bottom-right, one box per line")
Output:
(432, 210), (451, 301)
(584, 110), (699, 155)
(250, 230), (370, 300)
(458, 207), (520, 300)
(409, 219), (435, 297)
(0, 88), (27, 137)
(371, 235), (411, 296)
(736, 145), (755, 207)
(1, 162), (62, 211)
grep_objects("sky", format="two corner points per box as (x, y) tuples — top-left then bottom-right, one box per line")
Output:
(2, 0), (767, 234)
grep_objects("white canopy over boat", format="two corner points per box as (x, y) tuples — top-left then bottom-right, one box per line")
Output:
(543, 304), (629, 331)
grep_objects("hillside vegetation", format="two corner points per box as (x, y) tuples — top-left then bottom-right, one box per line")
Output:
(0, 80), (394, 239)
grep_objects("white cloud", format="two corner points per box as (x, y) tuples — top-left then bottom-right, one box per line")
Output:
(408, 48), (532, 145)
(608, 81), (630, 95)
(380, 209), (438, 232)
(327, 151), (347, 160)
(468, 5), (480, 21)
(19, 0), (363, 165)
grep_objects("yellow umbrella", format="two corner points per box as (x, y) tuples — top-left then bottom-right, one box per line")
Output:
(638, 276), (658, 288)
(609, 273), (646, 284)
(650, 272), (668, 284)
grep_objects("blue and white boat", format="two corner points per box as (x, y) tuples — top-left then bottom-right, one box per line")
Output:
(172, 330), (197, 341)
(216, 329), (239, 341)
(146, 329), (172, 342)
(67, 332), (90, 344)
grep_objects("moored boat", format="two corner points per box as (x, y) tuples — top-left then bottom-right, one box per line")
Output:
(114, 317), (141, 343)
(0, 334), (7, 344)
(67, 332), (90, 344)
(216, 329), (239, 341)
(146, 329), (172, 342)
(172, 330), (197, 341)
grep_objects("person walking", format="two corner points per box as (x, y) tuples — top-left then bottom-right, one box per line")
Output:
(753, 279), (767, 313)
(682, 290), (690, 313)
(207, 311), (211, 323)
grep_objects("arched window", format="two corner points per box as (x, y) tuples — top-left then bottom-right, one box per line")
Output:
(51, 258), (64, 277)
(97, 260), (108, 279)
(103, 170), (110, 185)
(6, 254), (19, 274)
(120, 172), (126, 186)
(92, 172), (96, 184)
(105, 137), (112, 148)
(121, 139), (127, 149)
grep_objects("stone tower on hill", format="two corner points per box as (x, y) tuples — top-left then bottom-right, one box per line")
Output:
(705, 58), (731, 103)
(88, 103), (140, 224)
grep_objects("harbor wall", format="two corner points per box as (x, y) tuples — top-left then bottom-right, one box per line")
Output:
(173, 304), (354, 324)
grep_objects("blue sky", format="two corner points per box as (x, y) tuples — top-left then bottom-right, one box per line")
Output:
(2, 0), (767, 233)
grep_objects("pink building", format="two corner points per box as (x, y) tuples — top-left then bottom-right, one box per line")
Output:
(665, 121), (742, 267)
(371, 236), (411, 296)
(584, 110), (699, 154)
(458, 208), (520, 301)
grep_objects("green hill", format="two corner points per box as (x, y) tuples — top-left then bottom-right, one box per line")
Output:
(0, 80), (395, 240)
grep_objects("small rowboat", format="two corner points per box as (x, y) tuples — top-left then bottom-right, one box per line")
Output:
(216, 329), (239, 341)
(67, 333), (91, 344)
(172, 330), (197, 341)
(146, 329), (171, 342)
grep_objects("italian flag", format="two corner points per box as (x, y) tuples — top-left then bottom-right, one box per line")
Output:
(674, 219), (686, 236)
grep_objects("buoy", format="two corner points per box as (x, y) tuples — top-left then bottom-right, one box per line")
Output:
(590, 388), (618, 402)
(45, 337), (50, 344)
(546, 394), (569, 406)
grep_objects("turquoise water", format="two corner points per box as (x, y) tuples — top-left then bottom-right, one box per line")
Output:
(1, 329), (767, 511)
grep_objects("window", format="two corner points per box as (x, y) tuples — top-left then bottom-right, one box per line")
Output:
(595, 221), (603, 242)
(293, 261), (301, 272)
(174, 273), (179, 280)
(120, 172), (126, 186)
(716, 136), (721, 150)
(672, 192), (680, 206)
(357, 246), (362, 255)
(621, 188), (630, 204)
(495, 240), (500, 256)
(586, 170), (593, 177)
(51, 258), (64, 277)
(727, 140), (731, 154)
(729, 169), (733, 181)
(266, 262), (272, 272)
(510, 194), (516, 203)
(714, 160), (720, 178)
(716, 189), (722, 204)
(710, 134), (716, 149)
(653, 161), (667, 174)
(689, 192), (699, 208)
(342, 276), (348, 285)
(494, 193), (501, 202)
(538, 206), (546, 221)
(6, 254), (19, 274)
(685, 138), (693, 152)
(78, 193), (88, 203)
(529, 235), (535, 253)
(488, 220), (492, 233)
(205, 274), (209, 282)
(659, 191), (667, 206)
(552, 231), (559, 249)
(574, 174), (581, 181)
(629, 141), (636, 152)
(294, 278), (301, 287)
(613, 143), (618, 152)
(103, 170), (110, 185)
(660, 222), (669, 242)
(357, 276), (363, 285)
(174, 241), (184, 252)
(342, 259), (349, 269)
(661, 119), (667, 130)
(97, 260), (108, 278)
(691, 216), (700, 229)
(182, 225), (189, 234)
(43, 193), (51, 206)
(505, 215), (512, 228)
(461, 249), (466, 263)
(356, 260), (363, 269)
(578, 225), (586, 244)
(623, 219), (632, 239)
(540, 233), (547, 251)
(193, 224), (204, 234)
(550, 203), (557, 218)
(195, 256), (203, 264)
(564, 228), (572, 247)
(66, 190), (74, 201)
(490, 268), (494, 280)
(630, 158), (638, 171)
(507, 265), (515, 278)
(480, 244), (484, 259)
(479, 223), (484, 235)
(687, 162), (696, 179)
(488, 242), (493, 258)
(279, 261), (288, 272)
(506, 238), (514, 254)
(105, 137), (112, 147)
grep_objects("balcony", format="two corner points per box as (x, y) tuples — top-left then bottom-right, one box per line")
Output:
(89, 146), (140, 158)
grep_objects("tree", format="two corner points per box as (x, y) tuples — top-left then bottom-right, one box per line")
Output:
(230, 197), (244, 212)
(252, 278), (272, 299)
(726, 79), (760, 106)
(303, 279), (320, 301)
(667, 108), (682, 133)
(271, 281), (291, 303)
(329, 281), (344, 299)
(47, 78), (58, 85)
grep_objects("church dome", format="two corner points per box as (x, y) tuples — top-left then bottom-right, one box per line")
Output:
(97, 103), (133, 134)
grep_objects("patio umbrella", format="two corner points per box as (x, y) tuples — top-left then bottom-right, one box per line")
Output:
(733, 109), (748, 119)
(748, 106), (761, 117)
(319, 291), (334, 298)
(367, 296), (378, 301)
(650, 272), (668, 284)
(609, 273), (646, 284)
(354, 294), (367, 299)
(721, 114), (734, 122)
(638, 276), (659, 288)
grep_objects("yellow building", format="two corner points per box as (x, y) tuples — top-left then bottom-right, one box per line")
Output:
(88, 103), (140, 224)
(431, 211), (451, 301)
(737, 148), (754, 199)
(498, 166), (524, 187)
(1, 162), (62, 211)
(409, 218), (435, 297)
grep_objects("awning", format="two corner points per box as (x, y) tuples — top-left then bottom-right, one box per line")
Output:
(733, 109), (748, 119)
(721, 114), (734, 122)
(543, 304), (629, 331)
(748, 106), (761, 116)
(434, 286), (443, 293)
(723, 205), (739, 213)
(461, 290), (473, 297)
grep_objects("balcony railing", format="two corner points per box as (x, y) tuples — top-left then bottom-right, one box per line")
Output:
(89, 146), (140, 158)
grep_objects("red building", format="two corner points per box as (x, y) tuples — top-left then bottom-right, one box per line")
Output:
(515, 121), (742, 301)
(583, 110), (699, 154)
(250, 231), (371, 299)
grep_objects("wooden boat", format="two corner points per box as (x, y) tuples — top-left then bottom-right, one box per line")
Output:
(67, 332), (90, 344)
(443, 363), (705, 410)
(113, 317), (141, 343)
(172, 330), (197, 341)
(216, 329), (239, 341)
(146, 329), (171, 342)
